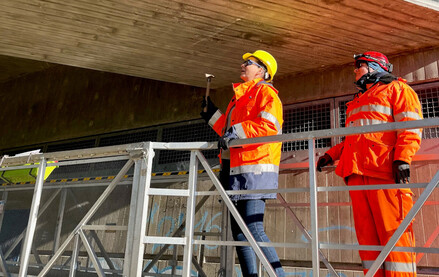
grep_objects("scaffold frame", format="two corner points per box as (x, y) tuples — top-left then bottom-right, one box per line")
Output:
(0, 118), (437, 276)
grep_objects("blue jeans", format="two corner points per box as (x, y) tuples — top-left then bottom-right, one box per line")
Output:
(230, 199), (285, 277)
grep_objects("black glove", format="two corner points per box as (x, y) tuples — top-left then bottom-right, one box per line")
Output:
(218, 128), (238, 150)
(200, 96), (218, 123)
(393, 160), (410, 184)
(316, 153), (333, 172)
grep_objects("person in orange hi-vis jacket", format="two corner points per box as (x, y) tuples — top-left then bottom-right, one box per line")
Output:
(317, 51), (423, 277)
(200, 50), (285, 277)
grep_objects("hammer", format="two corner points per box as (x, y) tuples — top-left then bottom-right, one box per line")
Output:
(204, 73), (215, 112)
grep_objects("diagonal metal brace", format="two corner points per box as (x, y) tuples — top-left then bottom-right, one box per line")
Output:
(365, 170), (439, 277)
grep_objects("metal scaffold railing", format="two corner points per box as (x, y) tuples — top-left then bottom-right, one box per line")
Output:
(0, 117), (437, 277)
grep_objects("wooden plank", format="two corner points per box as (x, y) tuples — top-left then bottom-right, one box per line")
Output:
(399, 52), (416, 83)
(1, 0), (358, 61)
(1, 0), (439, 89)
(413, 161), (437, 266)
(424, 161), (439, 266)
(6, 0), (439, 59)
(423, 48), (439, 81)
(413, 52), (426, 82)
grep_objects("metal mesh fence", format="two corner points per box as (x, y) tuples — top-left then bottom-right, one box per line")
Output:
(158, 122), (219, 165)
(46, 139), (96, 152)
(99, 130), (158, 147)
(338, 100), (350, 128)
(417, 86), (439, 139)
(282, 102), (332, 151)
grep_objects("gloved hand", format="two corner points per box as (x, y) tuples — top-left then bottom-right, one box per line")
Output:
(316, 153), (333, 172)
(393, 160), (410, 184)
(200, 96), (218, 123)
(218, 128), (238, 150)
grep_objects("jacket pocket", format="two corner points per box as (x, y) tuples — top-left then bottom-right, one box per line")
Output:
(238, 145), (269, 163)
(396, 189), (414, 222)
(363, 139), (394, 173)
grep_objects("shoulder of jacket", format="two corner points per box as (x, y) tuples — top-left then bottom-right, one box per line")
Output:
(256, 80), (279, 94)
(388, 79), (414, 92)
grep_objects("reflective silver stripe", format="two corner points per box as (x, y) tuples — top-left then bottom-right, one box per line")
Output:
(349, 104), (393, 118)
(259, 111), (282, 134)
(234, 123), (247, 139)
(208, 109), (222, 127)
(230, 164), (279, 175)
(394, 111), (423, 121)
(397, 128), (422, 137)
(347, 118), (387, 127)
(363, 260), (384, 270)
(384, 261), (416, 273)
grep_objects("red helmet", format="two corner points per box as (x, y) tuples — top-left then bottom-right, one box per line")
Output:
(354, 51), (393, 73)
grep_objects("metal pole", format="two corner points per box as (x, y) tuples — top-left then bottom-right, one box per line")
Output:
(19, 158), (47, 277)
(122, 158), (141, 277)
(38, 158), (134, 277)
(128, 143), (154, 277)
(277, 194), (339, 277)
(365, 170), (439, 277)
(69, 233), (80, 277)
(195, 151), (277, 277)
(182, 151), (198, 276)
(0, 248), (11, 277)
(0, 191), (9, 277)
(171, 244), (178, 276)
(308, 139), (320, 277)
(219, 202), (234, 277)
(0, 191), (8, 233)
(89, 230), (118, 275)
(79, 230), (105, 277)
(53, 188), (67, 255)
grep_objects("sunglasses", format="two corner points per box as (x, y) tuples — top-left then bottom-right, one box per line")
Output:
(243, 59), (264, 69)
(355, 60), (368, 69)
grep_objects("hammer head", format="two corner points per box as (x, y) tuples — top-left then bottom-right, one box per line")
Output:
(205, 73), (215, 80)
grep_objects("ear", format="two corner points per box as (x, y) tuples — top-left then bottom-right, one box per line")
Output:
(264, 71), (269, 80)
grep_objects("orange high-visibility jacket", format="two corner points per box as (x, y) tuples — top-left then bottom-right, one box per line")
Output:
(208, 78), (283, 200)
(327, 78), (423, 181)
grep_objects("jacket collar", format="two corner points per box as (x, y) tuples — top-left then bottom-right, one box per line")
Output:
(232, 78), (264, 100)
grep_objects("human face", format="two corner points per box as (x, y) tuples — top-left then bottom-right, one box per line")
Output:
(354, 61), (371, 81)
(240, 58), (265, 82)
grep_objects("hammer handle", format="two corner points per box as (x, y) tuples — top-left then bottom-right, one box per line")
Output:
(203, 79), (211, 113)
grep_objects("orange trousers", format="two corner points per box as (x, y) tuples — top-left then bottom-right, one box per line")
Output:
(347, 174), (416, 277)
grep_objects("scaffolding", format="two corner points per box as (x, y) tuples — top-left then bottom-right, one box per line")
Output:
(0, 118), (438, 277)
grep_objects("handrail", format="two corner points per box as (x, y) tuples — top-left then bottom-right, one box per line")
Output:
(0, 118), (437, 277)
(1, 118), (437, 167)
(230, 117), (439, 147)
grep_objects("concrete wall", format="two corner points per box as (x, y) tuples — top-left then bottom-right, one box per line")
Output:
(0, 66), (208, 149)
(1, 47), (438, 150)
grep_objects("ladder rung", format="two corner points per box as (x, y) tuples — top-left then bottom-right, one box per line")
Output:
(147, 188), (190, 197)
(143, 236), (186, 245)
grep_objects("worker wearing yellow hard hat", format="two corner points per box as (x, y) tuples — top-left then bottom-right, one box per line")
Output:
(200, 50), (285, 276)
(242, 50), (277, 82)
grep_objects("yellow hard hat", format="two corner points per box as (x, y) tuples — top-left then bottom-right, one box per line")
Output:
(242, 50), (277, 82)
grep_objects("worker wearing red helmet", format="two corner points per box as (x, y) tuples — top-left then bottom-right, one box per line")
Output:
(200, 50), (285, 276)
(317, 51), (422, 277)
